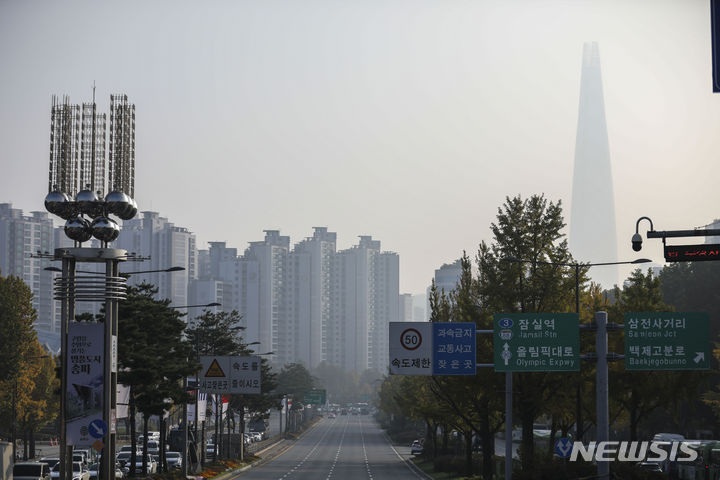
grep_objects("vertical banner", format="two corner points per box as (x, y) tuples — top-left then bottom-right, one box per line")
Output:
(66, 322), (104, 445)
(116, 384), (130, 419)
(188, 392), (207, 423)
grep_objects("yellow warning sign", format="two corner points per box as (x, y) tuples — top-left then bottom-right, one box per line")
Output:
(204, 359), (226, 378)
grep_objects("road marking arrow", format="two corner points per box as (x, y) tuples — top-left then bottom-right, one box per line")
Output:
(694, 352), (705, 364)
(501, 343), (512, 366)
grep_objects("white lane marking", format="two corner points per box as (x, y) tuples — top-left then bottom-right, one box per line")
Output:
(325, 417), (349, 480)
(360, 417), (373, 479)
(276, 417), (336, 480)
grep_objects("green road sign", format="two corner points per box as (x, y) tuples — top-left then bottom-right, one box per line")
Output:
(494, 313), (579, 372)
(624, 312), (710, 370)
(304, 389), (327, 405)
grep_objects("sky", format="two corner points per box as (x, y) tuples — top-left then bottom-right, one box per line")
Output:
(1, 0), (718, 295)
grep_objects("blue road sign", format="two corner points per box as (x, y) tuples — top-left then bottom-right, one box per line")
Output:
(554, 438), (573, 458)
(432, 322), (476, 376)
(88, 419), (107, 439)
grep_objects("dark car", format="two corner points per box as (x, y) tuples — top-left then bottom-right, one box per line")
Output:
(13, 462), (51, 480)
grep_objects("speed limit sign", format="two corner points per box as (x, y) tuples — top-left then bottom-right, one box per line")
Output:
(389, 322), (432, 375)
(401, 328), (422, 350)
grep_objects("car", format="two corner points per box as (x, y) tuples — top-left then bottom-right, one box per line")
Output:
(249, 431), (262, 442)
(636, 461), (663, 472)
(50, 462), (89, 480)
(115, 452), (133, 468)
(13, 462), (51, 480)
(165, 451), (182, 470)
(410, 440), (424, 455)
(73, 450), (91, 465)
(205, 443), (216, 461)
(88, 462), (123, 480)
(124, 454), (156, 475)
(328, 412), (336, 419)
(144, 440), (160, 456)
(39, 458), (60, 470)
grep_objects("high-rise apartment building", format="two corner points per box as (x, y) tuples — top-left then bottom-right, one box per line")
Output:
(331, 236), (398, 373)
(115, 211), (197, 308)
(244, 230), (289, 364)
(290, 227), (336, 368)
(399, 293), (413, 322)
(0, 204), (56, 338)
(193, 229), (400, 374)
(569, 42), (618, 287)
(426, 259), (462, 320)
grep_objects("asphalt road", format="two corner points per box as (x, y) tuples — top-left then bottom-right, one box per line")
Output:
(237, 415), (426, 480)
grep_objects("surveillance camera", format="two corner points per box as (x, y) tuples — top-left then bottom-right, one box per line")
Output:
(631, 233), (643, 252)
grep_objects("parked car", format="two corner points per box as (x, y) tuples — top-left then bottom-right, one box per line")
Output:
(88, 462), (123, 480)
(38, 458), (60, 470)
(13, 462), (51, 480)
(73, 449), (91, 465)
(165, 451), (182, 470)
(145, 440), (160, 456)
(115, 452), (134, 468)
(205, 443), (216, 461)
(410, 440), (424, 455)
(249, 431), (262, 442)
(50, 462), (89, 480)
(126, 454), (156, 475)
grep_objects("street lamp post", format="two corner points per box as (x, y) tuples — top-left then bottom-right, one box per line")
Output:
(502, 256), (650, 443)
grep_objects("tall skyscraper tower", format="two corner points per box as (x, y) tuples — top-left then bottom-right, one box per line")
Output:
(570, 42), (618, 288)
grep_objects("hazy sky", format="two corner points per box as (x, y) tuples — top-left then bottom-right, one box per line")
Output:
(1, 0), (717, 294)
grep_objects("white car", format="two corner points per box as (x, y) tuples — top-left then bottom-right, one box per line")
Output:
(165, 452), (182, 470)
(87, 463), (123, 480)
(249, 431), (262, 442)
(51, 462), (89, 480)
(129, 454), (156, 475)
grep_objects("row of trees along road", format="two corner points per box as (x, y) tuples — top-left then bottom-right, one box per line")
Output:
(0, 271), (59, 460)
(377, 194), (718, 480)
(118, 284), (279, 475)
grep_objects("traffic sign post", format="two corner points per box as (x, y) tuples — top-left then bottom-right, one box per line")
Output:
(432, 322), (476, 376)
(389, 322), (476, 376)
(624, 312), (710, 370)
(493, 313), (579, 372)
(199, 356), (262, 394)
(389, 322), (433, 375)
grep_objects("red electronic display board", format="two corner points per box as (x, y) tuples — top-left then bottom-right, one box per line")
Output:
(664, 244), (720, 262)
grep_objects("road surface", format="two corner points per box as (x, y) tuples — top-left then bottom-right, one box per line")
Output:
(238, 414), (425, 480)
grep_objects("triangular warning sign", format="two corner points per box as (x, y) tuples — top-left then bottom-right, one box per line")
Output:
(204, 359), (226, 378)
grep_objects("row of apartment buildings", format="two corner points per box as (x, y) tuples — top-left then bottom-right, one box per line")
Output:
(0, 204), (408, 374)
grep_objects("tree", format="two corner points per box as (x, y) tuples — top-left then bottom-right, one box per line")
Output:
(185, 309), (279, 460)
(0, 272), (41, 444)
(476, 194), (577, 471)
(117, 283), (198, 475)
(275, 363), (316, 399)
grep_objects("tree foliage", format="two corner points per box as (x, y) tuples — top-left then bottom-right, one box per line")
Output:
(117, 283), (198, 474)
